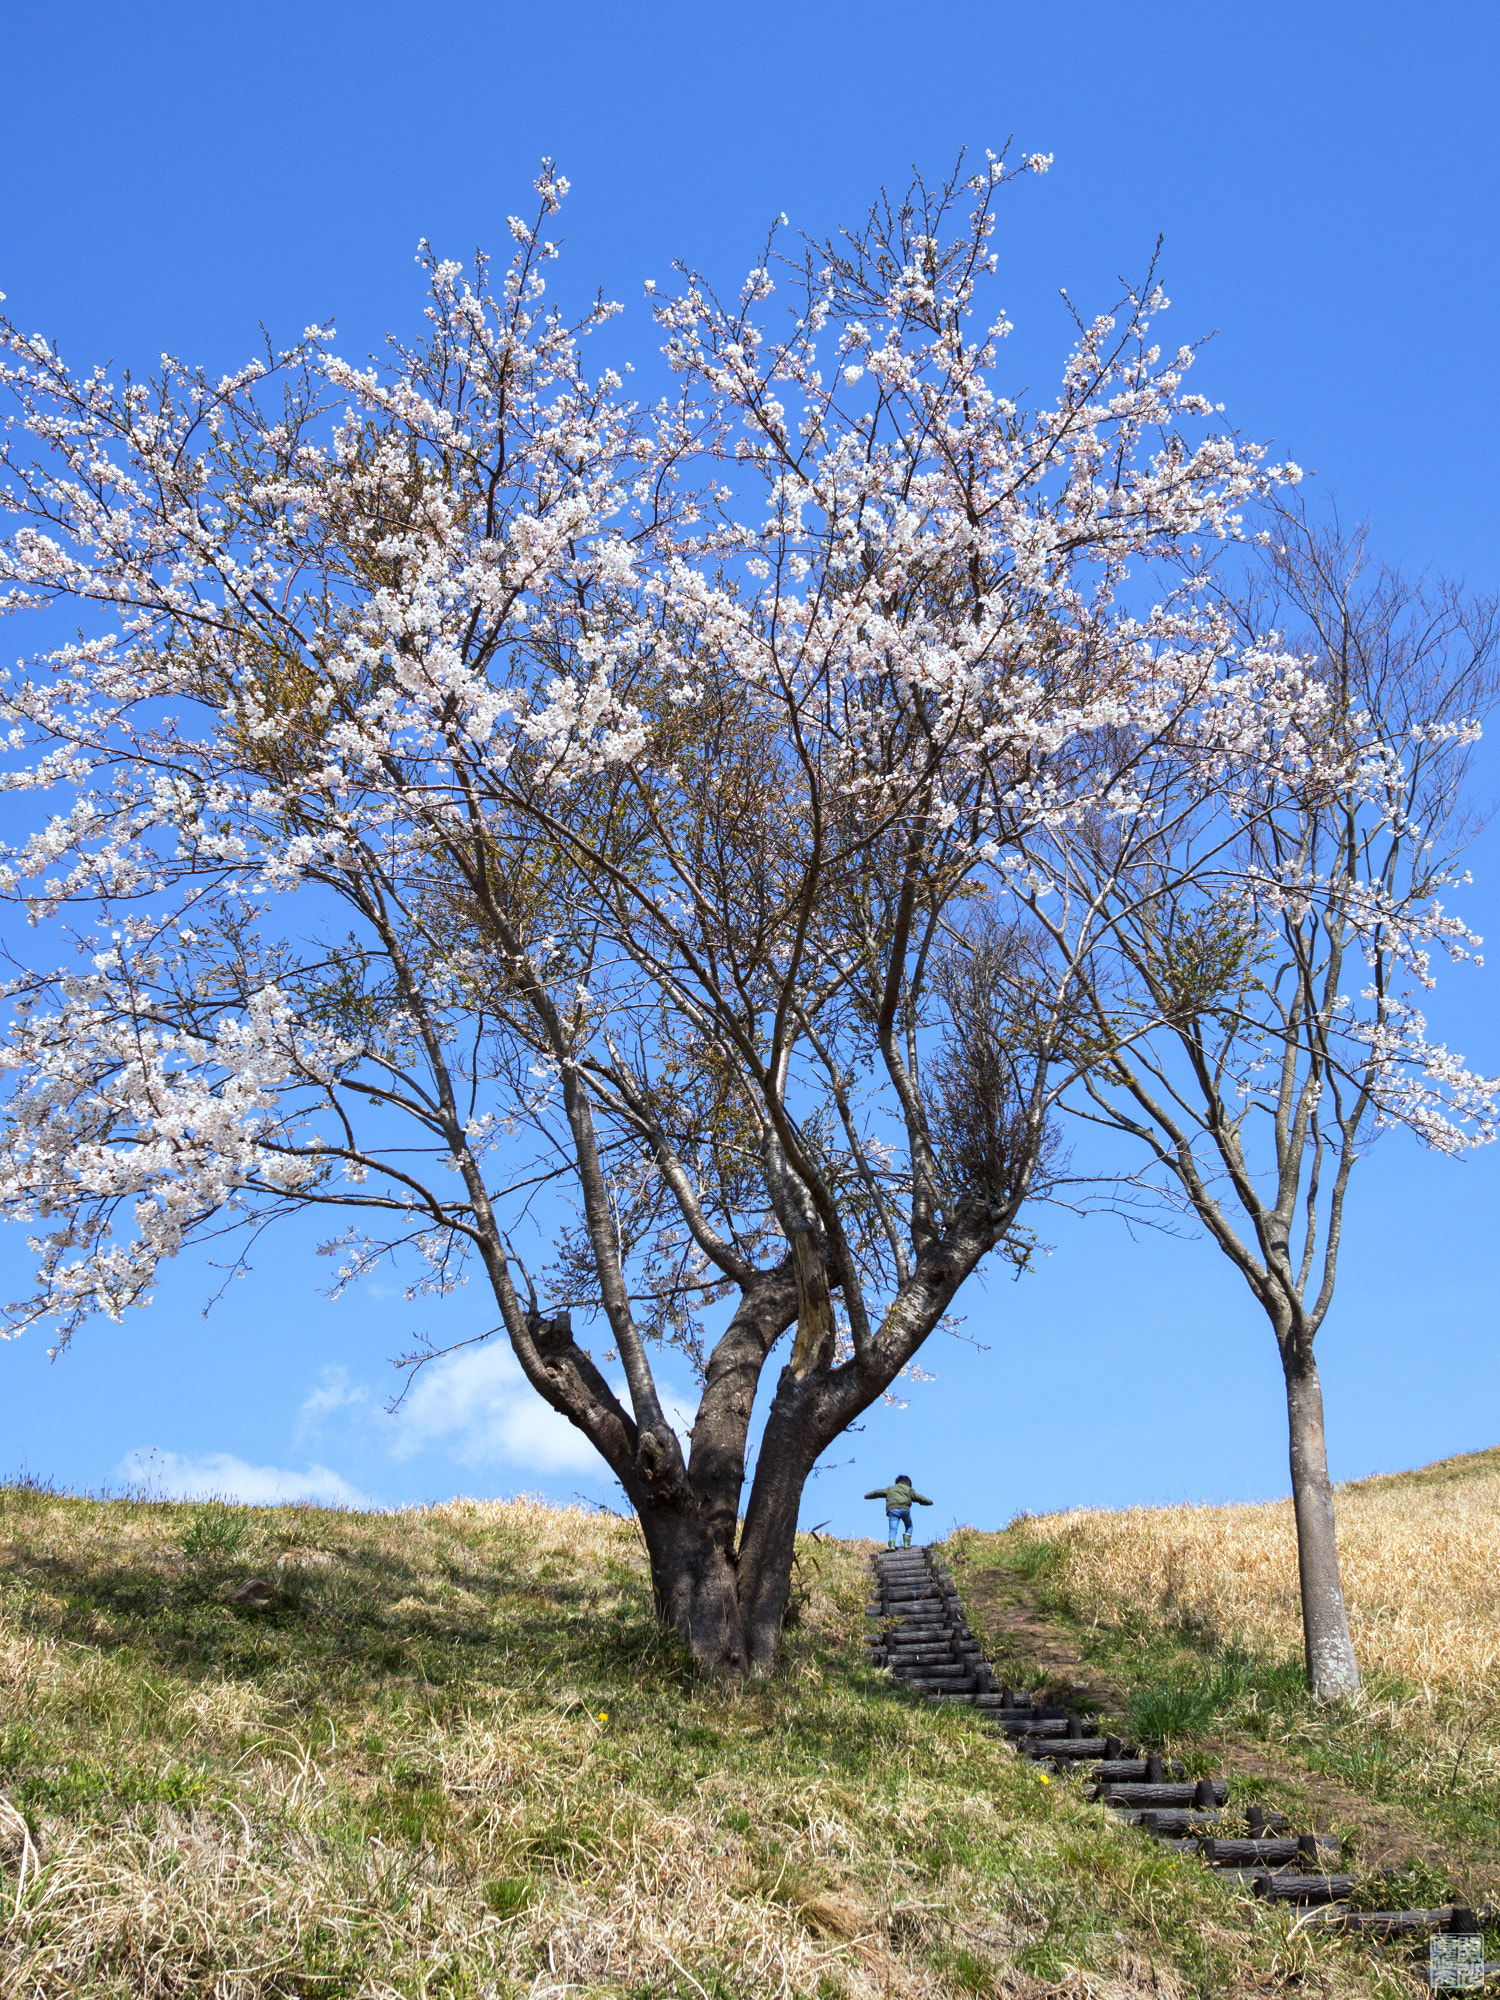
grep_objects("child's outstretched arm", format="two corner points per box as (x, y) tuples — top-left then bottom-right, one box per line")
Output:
(913, 1492), (934, 1505)
(864, 1489), (887, 1501)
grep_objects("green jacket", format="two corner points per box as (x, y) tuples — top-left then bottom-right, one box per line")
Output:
(865, 1481), (932, 1510)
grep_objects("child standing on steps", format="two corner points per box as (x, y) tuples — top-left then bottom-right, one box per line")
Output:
(865, 1474), (933, 1548)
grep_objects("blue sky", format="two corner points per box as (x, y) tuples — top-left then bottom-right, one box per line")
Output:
(2, 0), (1497, 1533)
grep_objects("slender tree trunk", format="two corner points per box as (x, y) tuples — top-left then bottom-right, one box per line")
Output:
(1281, 1333), (1361, 1699)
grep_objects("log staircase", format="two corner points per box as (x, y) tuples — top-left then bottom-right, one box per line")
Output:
(866, 1545), (1494, 1984)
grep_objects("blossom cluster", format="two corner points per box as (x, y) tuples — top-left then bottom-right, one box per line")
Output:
(0, 155), (1489, 1369)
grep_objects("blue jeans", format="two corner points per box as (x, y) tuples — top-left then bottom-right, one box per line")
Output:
(887, 1509), (912, 1545)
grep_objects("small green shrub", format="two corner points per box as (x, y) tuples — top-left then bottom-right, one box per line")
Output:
(1001, 1537), (1067, 1582)
(483, 1876), (536, 1920)
(1127, 1680), (1223, 1743)
(952, 1945), (999, 1995)
(181, 1506), (252, 1560)
(1345, 1860), (1460, 1913)
(1125, 1650), (1306, 1746)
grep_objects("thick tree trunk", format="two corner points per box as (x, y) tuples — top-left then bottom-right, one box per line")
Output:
(635, 1364), (827, 1673)
(637, 1505), (750, 1671)
(736, 1365), (830, 1669)
(1282, 1336), (1360, 1699)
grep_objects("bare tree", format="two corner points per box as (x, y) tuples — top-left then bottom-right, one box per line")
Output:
(1038, 500), (1500, 1697)
(0, 159), (1310, 1669)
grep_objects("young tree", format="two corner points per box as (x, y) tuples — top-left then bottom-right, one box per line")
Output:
(0, 160), (1308, 1669)
(1038, 502), (1500, 1697)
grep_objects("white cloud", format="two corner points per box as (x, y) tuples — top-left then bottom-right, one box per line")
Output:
(295, 1365), (371, 1442)
(389, 1339), (604, 1473)
(119, 1449), (370, 1508)
(287, 1344), (701, 1487)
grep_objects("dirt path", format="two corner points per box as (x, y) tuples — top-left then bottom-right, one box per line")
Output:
(957, 1560), (1458, 1883)
(957, 1561), (1121, 1714)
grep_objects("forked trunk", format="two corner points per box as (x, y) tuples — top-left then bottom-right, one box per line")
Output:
(637, 1475), (803, 1674)
(1282, 1337), (1360, 1699)
(636, 1358), (834, 1673)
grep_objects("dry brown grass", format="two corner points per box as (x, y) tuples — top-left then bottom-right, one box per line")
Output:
(998, 1448), (1500, 1695)
(0, 1487), (1418, 1998)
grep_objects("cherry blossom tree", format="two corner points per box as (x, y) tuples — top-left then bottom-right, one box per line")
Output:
(1038, 500), (1500, 1697)
(0, 158), (1314, 1669)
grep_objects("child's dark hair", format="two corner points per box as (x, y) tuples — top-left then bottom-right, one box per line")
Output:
(896, 1473), (911, 1484)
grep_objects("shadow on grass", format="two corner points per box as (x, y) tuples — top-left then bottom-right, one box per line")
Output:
(0, 1482), (673, 1702)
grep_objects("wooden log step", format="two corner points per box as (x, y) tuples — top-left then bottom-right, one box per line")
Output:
(1093, 1781), (1228, 1808)
(1134, 1809), (1287, 1835)
(1086, 1760), (1153, 1782)
(990, 1705), (1070, 1723)
(1253, 1874), (1357, 1904)
(1024, 1738), (1112, 1761)
(1126, 1810), (1229, 1832)
(1296, 1907), (1465, 1936)
(1202, 1836), (1339, 1866)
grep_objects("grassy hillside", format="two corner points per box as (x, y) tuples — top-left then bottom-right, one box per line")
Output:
(0, 1486), (1409, 1999)
(949, 1445), (1500, 1911)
